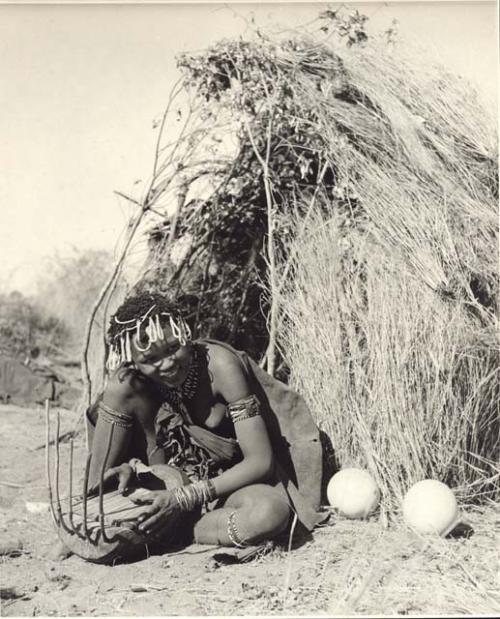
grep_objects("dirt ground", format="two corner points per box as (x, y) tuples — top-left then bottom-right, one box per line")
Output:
(1, 403), (499, 617)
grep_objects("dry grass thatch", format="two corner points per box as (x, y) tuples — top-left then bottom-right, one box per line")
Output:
(275, 38), (498, 509)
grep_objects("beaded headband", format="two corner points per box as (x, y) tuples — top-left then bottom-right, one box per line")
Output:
(106, 304), (192, 371)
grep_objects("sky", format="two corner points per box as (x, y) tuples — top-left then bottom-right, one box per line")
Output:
(0, 1), (497, 294)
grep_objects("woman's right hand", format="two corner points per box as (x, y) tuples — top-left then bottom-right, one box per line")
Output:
(102, 462), (134, 494)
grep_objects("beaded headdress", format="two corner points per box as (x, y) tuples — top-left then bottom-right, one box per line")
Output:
(106, 304), (192, 371)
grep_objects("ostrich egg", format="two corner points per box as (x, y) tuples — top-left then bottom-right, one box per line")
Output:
(327, 468), (380, 518)
(403, 479), (459, 536)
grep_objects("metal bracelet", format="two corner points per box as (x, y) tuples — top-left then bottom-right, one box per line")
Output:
(173, 479), (218, 512)
(173, 486), (192, 511)
(205, 479), (217, 503)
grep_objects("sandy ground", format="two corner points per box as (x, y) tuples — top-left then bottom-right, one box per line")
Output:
(1, 403), (499, 617)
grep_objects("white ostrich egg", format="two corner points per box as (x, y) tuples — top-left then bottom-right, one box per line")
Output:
(403, 479), (459, 536)
(327, 468), (380, 519)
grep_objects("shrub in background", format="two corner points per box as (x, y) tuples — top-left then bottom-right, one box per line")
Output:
(0, 290), (68, 359)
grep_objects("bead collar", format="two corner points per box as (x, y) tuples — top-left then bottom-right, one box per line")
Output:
(159, 344), (199, 402)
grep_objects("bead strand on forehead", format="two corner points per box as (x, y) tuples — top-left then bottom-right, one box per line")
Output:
(106, 305), (192, 371)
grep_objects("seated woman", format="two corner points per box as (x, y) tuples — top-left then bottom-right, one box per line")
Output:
(85, 291), (323, 550)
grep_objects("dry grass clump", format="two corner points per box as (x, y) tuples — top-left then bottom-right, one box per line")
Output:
(277, 39), (498, 508)
(281, 215), (498, 508)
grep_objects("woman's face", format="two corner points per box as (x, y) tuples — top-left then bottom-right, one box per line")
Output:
(131, 325), (192, 388)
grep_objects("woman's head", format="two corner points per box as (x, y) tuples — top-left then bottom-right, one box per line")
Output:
(106, 292), (193, 386)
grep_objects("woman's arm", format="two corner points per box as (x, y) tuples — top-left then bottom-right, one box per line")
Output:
(87, 404), (133, 493)
(211, 413), (274, 494)
(208, 346), (274, 497)
(87, 370), (162, 492)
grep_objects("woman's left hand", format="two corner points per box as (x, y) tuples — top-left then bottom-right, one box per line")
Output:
(132, 490), (181, 534)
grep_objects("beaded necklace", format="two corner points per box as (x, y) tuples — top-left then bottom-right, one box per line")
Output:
(158, 345), (200, 424)
(176, 344), (199, 400)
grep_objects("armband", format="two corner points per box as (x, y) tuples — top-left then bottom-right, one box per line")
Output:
(97, 401), (133, 430)
(227, 394), (261, 424)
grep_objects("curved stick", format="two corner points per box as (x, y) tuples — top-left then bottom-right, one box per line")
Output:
(82, 452), (92, 538)
(45, 400), (59, 525)
(54, 409), (61, 519)
(68, 438), (75, 531)
(98, 422), (115, 542)
(54, 409), (73, 534)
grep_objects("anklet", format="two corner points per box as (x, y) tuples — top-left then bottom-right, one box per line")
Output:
(227, 511), (248, 548)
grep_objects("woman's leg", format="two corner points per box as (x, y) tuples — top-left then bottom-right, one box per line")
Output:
(193, 484), (291, 546)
